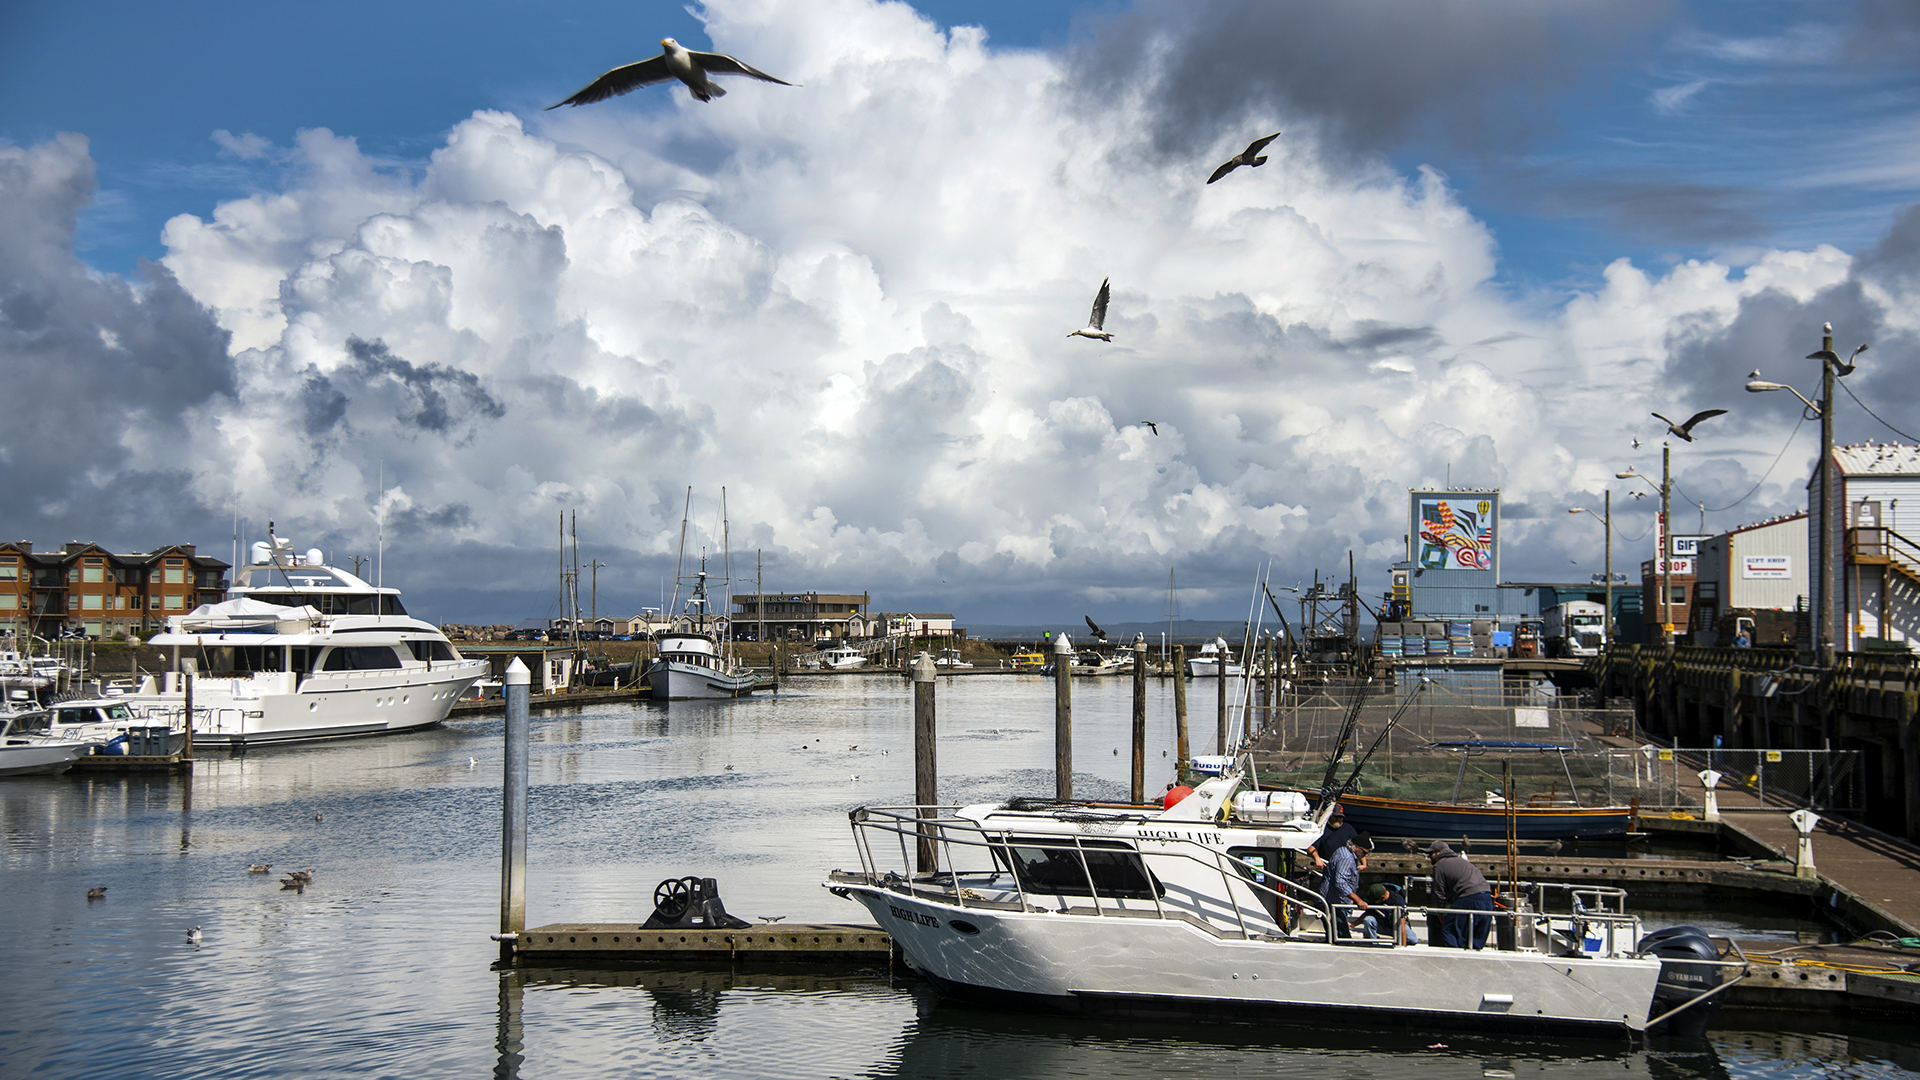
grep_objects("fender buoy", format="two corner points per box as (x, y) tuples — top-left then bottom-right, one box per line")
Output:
(1163, 785), (1195, 809)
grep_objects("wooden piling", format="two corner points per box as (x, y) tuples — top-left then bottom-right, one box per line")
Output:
(181, 659), (195, 759)
(1131, 639), (1146, 803)
(500, 658), (530, 962)
(1054, 633), (1073, 800)
(911, 652), (937, 872)
(1173, 646), (1189, 781)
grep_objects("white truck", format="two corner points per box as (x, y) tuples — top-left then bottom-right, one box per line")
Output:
(1543, 601), (1607, 658)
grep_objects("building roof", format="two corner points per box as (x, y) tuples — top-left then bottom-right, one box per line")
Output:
(1833, 443), (1920, 476)
(1724, 511), (1807, 537)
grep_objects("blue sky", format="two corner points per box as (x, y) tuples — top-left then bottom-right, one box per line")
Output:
(3, 1), (1919, 624)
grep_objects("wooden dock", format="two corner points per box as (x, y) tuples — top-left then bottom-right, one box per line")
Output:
(513, 923), (893, 962)
(69, 752), (191, 773)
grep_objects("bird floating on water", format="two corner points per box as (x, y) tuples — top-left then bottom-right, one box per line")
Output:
(1207, 132), (1282, 184)
(87, 887), (107, 900)
(468, 758), (477, 769)
(549, 37), (794, 108)
(280, 879), (304, 892)
(186, 927), (202, 946)
(287, 869), (314, 883)
(1651, 409), (1726, 443)
(1067, 279), (1113, 342)
(313, 812), (324, 822)
(247, 864), (272, 874)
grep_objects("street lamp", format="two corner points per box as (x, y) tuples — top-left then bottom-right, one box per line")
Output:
(1746, 323), (1868, 654)
(1569, 493), (1613, 646)
(1616, 465), (1671, 644)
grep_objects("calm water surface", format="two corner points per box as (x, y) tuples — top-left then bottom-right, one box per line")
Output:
(4, 674), (1916, 1078)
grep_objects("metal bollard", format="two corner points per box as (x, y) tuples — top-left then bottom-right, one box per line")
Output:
(1698, 769), (1723, 822)
(1789, 808), (1820, 879)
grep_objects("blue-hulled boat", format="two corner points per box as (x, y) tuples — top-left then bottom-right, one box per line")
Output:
(1333, 740), (1639, 841)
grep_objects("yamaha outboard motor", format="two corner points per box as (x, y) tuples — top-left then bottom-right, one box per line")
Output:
(641, 876), (752, 931)
(1640, 925), (1724, 1038)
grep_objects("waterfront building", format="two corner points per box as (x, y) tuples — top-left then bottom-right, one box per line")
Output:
(732, 592), (873, 641)
(1813, 444), (1920, 651)
(1688, 513), (1808, 646)
(0, 541), (229, 641)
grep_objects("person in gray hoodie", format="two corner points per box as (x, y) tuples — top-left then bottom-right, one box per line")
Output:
(1426, 841), (1494, 949)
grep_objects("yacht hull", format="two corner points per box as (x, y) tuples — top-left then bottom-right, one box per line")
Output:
(647, 660), (758, 700)
(839, 885), (1661, 1036)
(127, 661), (487, 747)
(0, 741), (88, 776)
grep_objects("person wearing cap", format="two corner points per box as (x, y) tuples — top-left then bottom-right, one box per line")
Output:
(1309, 805), (1359, 870)
(1318, 833), (1372, 940)
(1426, 840), (1494, 949)
(1360, 881), (1417, 945)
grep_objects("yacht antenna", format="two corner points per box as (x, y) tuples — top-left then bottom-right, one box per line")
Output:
(376, 460), (384, 596)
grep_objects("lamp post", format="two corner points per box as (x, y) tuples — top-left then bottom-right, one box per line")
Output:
(1569, 491), (1613, 645)
(1616, 465), (1669, 643)
(1746, 323), (1868, 653)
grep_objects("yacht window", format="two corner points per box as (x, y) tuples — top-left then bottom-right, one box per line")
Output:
(55, 707), (95, 726)
(200, 646), (288, 675)
(103, 703), (132, 721)
(1003, 837), (1161, 901)
(321, 646), (404, 671)
(406, 640), (458, 662)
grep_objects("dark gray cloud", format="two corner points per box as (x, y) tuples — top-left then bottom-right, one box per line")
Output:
(1501, 172), (1774, 244)
(339, 337), (507, 436)
(1065, 0), (1672, 161)
(0, 133), (234, 546)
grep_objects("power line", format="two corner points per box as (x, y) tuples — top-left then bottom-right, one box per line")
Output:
(1837, 377), (1919, 443)
(1672, 413), (1808, 515)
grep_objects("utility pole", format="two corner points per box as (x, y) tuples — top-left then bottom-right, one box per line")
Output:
(1662, 440), (1673, 645)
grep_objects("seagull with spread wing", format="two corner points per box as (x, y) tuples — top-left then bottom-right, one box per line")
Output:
(1068, 279), (1113, 341)
(1651, 409), (1726, 443)
(549, 37), (794, 108)
(1084, 616), (1108, 642)
(1207, 132), (1282, 184)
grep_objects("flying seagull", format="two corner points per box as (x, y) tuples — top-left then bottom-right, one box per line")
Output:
(1207, 132), (1282, 184)
(1651, 409), (1726, 443)
(1068, 279), (1113, 342)
(1084, 615), (1108, 641)
(1140, 420), (1159, 435)
(549, 38), (794, 108)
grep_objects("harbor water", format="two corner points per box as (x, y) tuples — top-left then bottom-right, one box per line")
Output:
(4, 674), (1917, 1078)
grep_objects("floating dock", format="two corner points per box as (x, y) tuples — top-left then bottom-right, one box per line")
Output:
(514, 923), (893, 963)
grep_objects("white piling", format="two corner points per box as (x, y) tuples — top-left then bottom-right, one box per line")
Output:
(1698, 769), (1723, 822)
(499, 658), (530, 960)
(1789, 808), (1821, 879)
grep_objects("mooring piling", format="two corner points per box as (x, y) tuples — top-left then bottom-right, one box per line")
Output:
(1172, 645), (1189, 782)
(912, 651), (937, 872)
(499, 658), (530, 962)
(1216, 643), (1228, 755)
(1131, 639), (1147, 803)
(1054, 633), (1073, 800)
(181, 658), (196, 758)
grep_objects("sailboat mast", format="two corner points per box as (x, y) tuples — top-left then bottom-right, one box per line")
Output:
(669, 487), (691, 615)
(721, 487), (732, 663)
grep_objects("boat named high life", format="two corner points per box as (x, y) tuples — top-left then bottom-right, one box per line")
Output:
(647, 559), (758, 700)
(1186, 638), (1243, 678)
(826, 769), (1738, 1036)
(124, 535), (488, 746)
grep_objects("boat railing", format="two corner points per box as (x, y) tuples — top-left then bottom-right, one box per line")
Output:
(846, 805), (1333, 940)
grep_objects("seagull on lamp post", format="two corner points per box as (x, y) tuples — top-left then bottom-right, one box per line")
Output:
(548, 37), (794, 108)
(1650, 409), (1727, 443)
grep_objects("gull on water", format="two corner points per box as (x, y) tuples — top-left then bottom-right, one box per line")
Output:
(1207, 133), (1282, 184)
(549, 37), (794, 108)
(187, 927), (202, 946)
(87, 887), (106, 900)
(1067, 279), (1113, 342)
(247, 864), (272, 874)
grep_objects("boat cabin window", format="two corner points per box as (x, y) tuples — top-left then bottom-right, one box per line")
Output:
(199, 646), (290, 675)
(406, 640), (458, 663)
(320, 646), (405, 671)
(1003, 837), (1162, 901)
(7, 712), (50, 734)
(248, 592), (409, 616)
(55, 706), (101, 726)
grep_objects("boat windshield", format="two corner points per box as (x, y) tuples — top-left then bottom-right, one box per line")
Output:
(1003, 837), (1161, 901)
(245, 592), (408, 616)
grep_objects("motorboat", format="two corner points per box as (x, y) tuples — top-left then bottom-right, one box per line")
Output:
(647, 556), (759, 701)
(825, 768), (1740, 1037)
(1186, 638), (1243, 678)
(121, 533), (489, 746)
(45, 697), (188, 756)
(933, 649), (972, 669)
(1334, 741), (1638, 841)
(0, 713), (89, 776)
(819, 644), (869, 671)
(1070, 651), (1131, 676)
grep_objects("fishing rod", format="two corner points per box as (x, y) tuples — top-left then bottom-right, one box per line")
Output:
(1261, 583), (1298, 660)
(1313, 677), (1372, 813)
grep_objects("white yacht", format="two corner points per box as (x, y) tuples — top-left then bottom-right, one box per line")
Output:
(826, 768), (1738, 1037)
(46, 697), (187, 755)
(126, 535), (489, 746)
(933, 649), (972, 669)
(647, 561), (758, 700)
(1070, 650), (1130, 676)
(1185, 638), (1243, 678)
(819, 644), (869, 670)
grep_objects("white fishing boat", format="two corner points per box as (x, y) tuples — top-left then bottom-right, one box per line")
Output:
(1070, 650), (1131, 676)
(122, 533), (488, 746)
(826, 768), (1740, 1037)
(933, 649), (972, 669)
(0, 713), (89, 776)
(46, 697), (188, 755)
(1185, 638), (1243, 678)
(647, 553), (759, 701)
(819, 644), (869, 670)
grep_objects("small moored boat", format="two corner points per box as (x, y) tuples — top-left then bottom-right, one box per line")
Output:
(0, 714), (89, 776)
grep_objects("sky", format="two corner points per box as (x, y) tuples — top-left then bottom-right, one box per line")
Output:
(3, 0), (1920, 627)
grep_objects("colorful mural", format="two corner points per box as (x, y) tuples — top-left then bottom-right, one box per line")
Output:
(1415, 495), (1496, 572)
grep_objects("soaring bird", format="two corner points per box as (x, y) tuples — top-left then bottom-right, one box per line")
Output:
(549, 38), (794, 108)
(1651, 409), (1727, 442)
(1084, 615), (1108, 641)
(1068, 279), (1113, 342)
(1140, 420), (1159, 436)
(1207, 133), (1282, 184)
(1631, 437), (1641, 449)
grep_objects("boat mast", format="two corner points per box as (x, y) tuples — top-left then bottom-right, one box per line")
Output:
(721, 487), (732, 664)
(668, 487), (691, 617)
